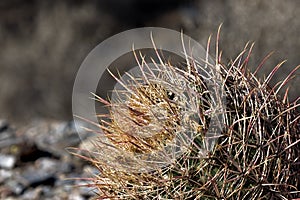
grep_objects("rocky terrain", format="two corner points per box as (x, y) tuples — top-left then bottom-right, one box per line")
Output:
(0, 119), (97, 200)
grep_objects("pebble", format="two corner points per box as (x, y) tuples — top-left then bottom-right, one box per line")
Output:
(0, 154), (16, 169)
(6, 179), (25, 195)
(23, 120), (92, 157)
(21, 187), (42, 200)
(0, 127), (22, 150)
(0, 169), (13, 183)
(20, 159), (58, 187)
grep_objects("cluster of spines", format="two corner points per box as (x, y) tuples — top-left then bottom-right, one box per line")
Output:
(73, 29), (300, 199)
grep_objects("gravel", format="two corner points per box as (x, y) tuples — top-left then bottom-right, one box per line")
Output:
(0, 119), (97, 200)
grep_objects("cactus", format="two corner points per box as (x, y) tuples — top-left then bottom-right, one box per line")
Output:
(75, 29), (300, 199)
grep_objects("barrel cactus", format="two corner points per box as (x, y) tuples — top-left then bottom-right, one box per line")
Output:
(74, 29), (300, 199)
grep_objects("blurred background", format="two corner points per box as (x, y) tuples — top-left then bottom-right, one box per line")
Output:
(0, 0), (299, 124)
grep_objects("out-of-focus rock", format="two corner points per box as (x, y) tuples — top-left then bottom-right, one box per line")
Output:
(5, 179), (26, 195)
(0, 154), (16, 169)
(0, 169), (13, 183)
(20, 158), (62, 187)
(20, 187), (42, 200)
(22, 120), (91, 157)
(0, 122), (22, 152)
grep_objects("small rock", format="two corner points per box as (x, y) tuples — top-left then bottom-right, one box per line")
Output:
(21, 169), (56, 187)
(21, 187), (42, 200)
(6, 179), (25, 195)
(23, 120), (92, 157)
(0, 129), (22, 151)
(35, 157), (59, 172)
(21, 158), (59, 187)
(0, 169), (13, 183)
(0, 154), (16, 169)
